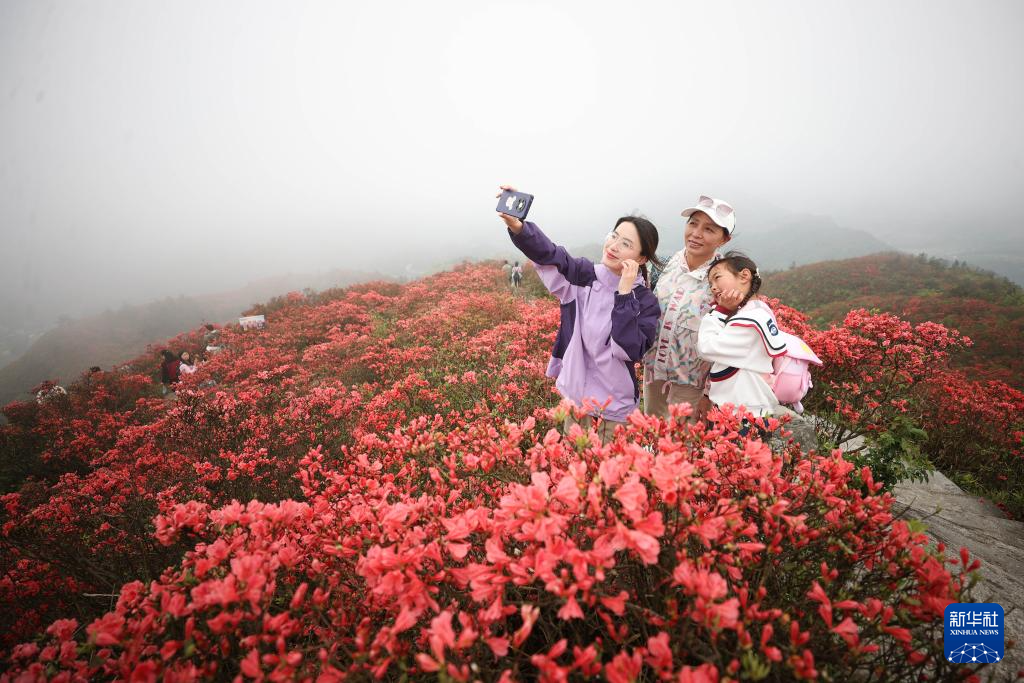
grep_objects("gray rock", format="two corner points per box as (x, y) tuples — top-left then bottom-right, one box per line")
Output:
(892, 471), (1024, 680)
(770, 415), (1020, 678)
(774, 407), (819, 452)
(792, 418), (1022, 678)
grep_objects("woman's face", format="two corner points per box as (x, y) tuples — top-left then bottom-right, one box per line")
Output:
(683, 211), (730, 262)
(602, 221), (646, 273)
(181, 352), (192, 363)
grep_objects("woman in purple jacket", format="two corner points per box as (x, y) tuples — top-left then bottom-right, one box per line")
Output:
(496, 186), (663, 440)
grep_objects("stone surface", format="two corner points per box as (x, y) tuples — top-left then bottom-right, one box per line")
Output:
(797, 420), (1023, 679)
(774, 408), (819, 452)
(892, 471), (1024, 680)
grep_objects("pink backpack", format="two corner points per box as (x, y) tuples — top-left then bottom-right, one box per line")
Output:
(766, 332), (822, 413)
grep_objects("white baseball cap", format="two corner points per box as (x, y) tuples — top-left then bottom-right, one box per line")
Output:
(681, 195), (736, 235)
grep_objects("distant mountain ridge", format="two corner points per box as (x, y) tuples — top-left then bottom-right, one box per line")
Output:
(567, 215), (895, 273)
(562, 213), (1024, 289)
(727, 217), (893, 272)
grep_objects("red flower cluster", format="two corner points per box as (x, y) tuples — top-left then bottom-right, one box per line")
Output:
(3, 404), (979, 681)
(771, 301), (1024, 516)
(0, 264), (1005, 680)
(1, 265), (559, 650)
(918, 371), (1024, 517)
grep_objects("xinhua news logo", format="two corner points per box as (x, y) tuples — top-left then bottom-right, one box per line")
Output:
(944, 603), (1004, 664)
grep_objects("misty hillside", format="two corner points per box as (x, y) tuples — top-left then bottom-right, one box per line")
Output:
(728, 216), (893, 272)
(888, 227), (1024, 287)
(762, 252), (1024, 387)
(571, 215), (894, 272)
(0, 269), (385, 407)
(625, 212), (1024, 285)
(952, 250), (1024, 289)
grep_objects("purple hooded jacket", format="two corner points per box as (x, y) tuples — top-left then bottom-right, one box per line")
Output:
(510, 222), (661, 421)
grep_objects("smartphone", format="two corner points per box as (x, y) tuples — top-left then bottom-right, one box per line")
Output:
(496, 190), (534, 221)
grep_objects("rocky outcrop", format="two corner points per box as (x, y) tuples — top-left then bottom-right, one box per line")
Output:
(783, 416), (1022, 679)
(892, 472), (1024, 680)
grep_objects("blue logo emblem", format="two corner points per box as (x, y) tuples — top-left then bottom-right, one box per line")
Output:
(766, 321), (779, 336)
(944, 603), (1004, 664)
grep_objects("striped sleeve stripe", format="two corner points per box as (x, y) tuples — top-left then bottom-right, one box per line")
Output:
(709, 366), (740, 382)
(729, 319), (788, 357)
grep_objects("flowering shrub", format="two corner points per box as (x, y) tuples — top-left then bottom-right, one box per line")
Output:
(770, 304), (1023, 516)
(0, 369), (169, 641)
(3, 403), (980, 681)
(787, 308), (968, 447)
(769, 306), (937, 487)
(0, 263), (1009, 680)
(918, 372), (1024, 518)
(1, 264), (558, 649)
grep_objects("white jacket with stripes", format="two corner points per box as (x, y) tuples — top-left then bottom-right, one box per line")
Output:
(697, 299), (788, 417)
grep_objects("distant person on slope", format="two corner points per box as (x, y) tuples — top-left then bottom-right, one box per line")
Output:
(495, 184), (663, 441)
(511, 261), (523, 289)
(698, 251), (786, 424)
(643, 195), (735, 422)
(35, 381), (67, 405)
(160, 350), (181, 396)
(178, 350), (197, 376)
(501, 259), (513, 286)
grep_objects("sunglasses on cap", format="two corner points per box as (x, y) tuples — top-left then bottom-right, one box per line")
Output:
(696, 195), (734, 219)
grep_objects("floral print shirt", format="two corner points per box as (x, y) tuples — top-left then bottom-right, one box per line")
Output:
(643, 249), (719, 387)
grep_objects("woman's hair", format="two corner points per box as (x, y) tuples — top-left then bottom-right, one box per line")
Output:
(179, 351), (192, 363)
(709, 250), (763, 314)
(614, 216), (666, 287)
(161, 350), (176, 362)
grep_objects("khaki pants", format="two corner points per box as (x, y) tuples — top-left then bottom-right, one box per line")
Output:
(563, 414), (626, 443)
(643, 378), (703, 421)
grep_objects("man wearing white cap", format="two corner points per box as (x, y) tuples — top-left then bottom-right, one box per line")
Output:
(642, 195), (735, 420)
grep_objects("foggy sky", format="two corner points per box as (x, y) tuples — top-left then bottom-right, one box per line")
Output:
(2, 0), (1023, 336)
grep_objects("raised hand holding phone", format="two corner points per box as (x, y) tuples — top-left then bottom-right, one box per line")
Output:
(495, 185), (532, 233)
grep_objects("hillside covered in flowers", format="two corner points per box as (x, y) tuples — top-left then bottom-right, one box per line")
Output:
(763, 252), (1024, 388)
(1, 262), (1022, 681)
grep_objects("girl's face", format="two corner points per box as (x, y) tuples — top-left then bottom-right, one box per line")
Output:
(181, 352), (191, 363)
(684, 211), (730, 262)
(602, 221), (646, 273)
(708, 264), (751, 299)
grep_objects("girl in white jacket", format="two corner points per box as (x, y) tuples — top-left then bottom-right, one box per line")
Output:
(697, 252), (787, 418)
